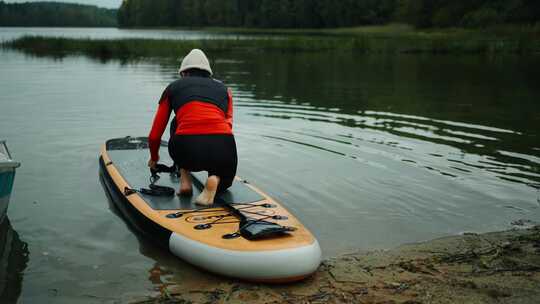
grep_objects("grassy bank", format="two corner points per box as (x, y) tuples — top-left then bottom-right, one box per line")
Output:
(2, 26), (539, 60)
(167, 23), (417, 36)
(198, 23), (540, 36)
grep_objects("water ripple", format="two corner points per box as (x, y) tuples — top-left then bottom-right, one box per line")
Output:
(236, 98), (540, 191)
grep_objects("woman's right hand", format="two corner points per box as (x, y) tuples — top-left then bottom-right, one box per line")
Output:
(148, 159), (157, 169)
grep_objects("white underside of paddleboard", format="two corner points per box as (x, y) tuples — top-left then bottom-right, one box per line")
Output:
(169, 232), (322, 280)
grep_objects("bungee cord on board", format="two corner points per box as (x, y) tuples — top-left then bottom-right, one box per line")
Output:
(123, 163), (297, 240)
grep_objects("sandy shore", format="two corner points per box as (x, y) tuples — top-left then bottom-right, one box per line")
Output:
(132, 225), (540, 304)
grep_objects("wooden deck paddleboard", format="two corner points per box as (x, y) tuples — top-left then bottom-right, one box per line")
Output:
(99, 136), (321, 282)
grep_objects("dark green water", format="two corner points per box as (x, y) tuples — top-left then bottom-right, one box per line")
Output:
(0, 28), (539, 303)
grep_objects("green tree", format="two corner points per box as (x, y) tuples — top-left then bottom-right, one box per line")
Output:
(0, 1), (117, 27)
(115, 0), (540, 29)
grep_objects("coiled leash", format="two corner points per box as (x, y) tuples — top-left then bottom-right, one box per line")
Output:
(124, 163), (177, 197)
(166, 200), (297, 240)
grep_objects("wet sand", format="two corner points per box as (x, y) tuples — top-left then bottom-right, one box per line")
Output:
(132, 226), (540, 303)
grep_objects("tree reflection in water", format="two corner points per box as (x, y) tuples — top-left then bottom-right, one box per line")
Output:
(0, 218), (29, 303)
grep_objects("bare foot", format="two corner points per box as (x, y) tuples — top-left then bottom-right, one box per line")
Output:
(177, 168), (193, 196)
(195, 175), (220, 206)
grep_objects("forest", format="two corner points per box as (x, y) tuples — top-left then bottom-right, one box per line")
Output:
(0, 1), (117, 27)
(117, 0), (540, 29)
(1, 0), (539, 29)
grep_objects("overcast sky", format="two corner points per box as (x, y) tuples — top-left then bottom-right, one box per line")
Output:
(4, 0), (122, 9)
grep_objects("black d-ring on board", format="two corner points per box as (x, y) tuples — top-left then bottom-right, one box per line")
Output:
(194, 223), (212, 230)
(222, 232), (241, 239)
(124, 187), (137, 196)
(166, 212), (183, 219)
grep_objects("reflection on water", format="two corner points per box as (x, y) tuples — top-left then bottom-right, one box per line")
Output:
(239, 103), (540, 188)
(0, 218), (29, 303)
(0, 29), (539, 302)
(100, 174), (220, 296)
(211, 52), (540, 190)
(0, 27), (276, 43)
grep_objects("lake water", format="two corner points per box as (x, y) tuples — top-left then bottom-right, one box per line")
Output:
(1, 28), (539, 303)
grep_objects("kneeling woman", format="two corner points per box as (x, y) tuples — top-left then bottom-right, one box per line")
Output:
(148, 49), (237, 206)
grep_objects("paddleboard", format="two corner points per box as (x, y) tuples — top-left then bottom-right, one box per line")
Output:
(99, 136), (321, 282)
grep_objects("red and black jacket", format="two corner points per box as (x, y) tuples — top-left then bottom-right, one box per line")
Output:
(148, 76), (233, 161)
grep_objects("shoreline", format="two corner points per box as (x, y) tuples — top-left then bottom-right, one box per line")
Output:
(131, 226), (540, 303)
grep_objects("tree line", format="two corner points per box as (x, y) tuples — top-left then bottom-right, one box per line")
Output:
(117, 0), (396, 28)
(1, 0), (538, 29)
(0, 1), (117, 27)
(396, 0), (540, 28)
(118, 0), (540, 29)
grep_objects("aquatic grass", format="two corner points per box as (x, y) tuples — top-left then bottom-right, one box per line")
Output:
(3, 28), (539, 61)
(193, 23), (416, 37)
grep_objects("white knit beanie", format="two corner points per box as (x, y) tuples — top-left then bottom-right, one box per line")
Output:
(179, 49), (213, 76)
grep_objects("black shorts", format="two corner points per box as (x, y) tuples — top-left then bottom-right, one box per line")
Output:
(168, 134), (237, 192)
